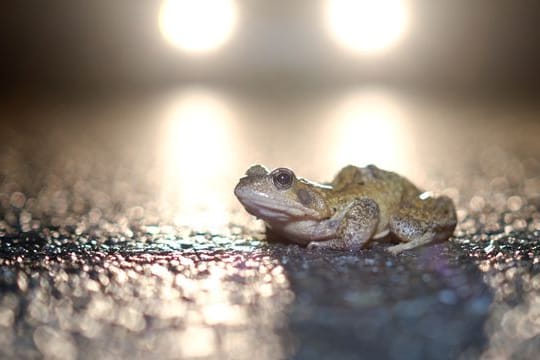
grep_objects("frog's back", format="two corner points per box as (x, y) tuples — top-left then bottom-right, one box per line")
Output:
(331, 165), (419, 195)
(329, 165), (421, 230)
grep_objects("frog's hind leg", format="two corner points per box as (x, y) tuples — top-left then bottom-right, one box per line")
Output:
(387, 196), (457, 254)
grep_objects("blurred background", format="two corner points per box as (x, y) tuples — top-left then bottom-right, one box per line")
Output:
(2, 0), (540, 227)
(3, 0), (540, 93)
(2, 2), (540, 358)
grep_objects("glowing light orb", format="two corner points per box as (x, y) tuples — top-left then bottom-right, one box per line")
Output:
(324, 0), (408, 54)
(328, 89), (411, 174)
(159, 0), (238, 53)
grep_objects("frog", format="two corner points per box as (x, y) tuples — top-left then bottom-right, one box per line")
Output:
(234, 164), (457, 254)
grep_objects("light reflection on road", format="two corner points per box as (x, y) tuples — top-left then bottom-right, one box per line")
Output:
(323, 88), (412, 175)
(156, 86), (417, 226)
(158, 88), (240, 230)
(2, 85), (540, 359)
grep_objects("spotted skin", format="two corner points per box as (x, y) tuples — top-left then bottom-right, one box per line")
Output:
(308, 198), (380, 251)
(387, 196), (457, 254)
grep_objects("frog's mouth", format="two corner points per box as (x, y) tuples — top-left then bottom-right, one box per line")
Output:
(235, 187), (320, 222)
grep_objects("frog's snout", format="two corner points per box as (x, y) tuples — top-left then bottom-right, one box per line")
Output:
(234, 177), (249, 200)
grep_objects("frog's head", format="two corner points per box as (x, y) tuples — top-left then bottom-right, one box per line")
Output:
(234, 165), (331, 222)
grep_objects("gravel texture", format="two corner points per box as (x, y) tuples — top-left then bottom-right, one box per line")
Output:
(1, 90), (540, 359)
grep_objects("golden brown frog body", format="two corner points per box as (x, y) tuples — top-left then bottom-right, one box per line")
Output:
(234, 164), (457, 254)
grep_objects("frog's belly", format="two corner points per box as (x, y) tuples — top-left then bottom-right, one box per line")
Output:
(373, 200), (398, 236)
(266, 219), (339, 245)
(270, 220), (390, 245)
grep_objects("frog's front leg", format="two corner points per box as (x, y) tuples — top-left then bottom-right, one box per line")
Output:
(307, 198), (379, 251)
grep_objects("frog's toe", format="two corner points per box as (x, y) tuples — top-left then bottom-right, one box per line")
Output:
(306, 238), (346, 250)
(385, 232), (436, 254)
(385, 243), (409, 255)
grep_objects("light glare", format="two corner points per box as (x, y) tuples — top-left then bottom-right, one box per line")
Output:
(159, 0), (238, 53)
(159, 89), (236, 229)
(328, 90), (411, 174)
(325, 0), (408, 54)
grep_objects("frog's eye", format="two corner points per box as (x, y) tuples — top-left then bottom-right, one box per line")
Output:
(271, 168), (294, 190)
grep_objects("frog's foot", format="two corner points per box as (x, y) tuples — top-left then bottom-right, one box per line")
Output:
(386, 232), (436, 254)
(387, 196), (457, 254)
(307, 238), (345, 250)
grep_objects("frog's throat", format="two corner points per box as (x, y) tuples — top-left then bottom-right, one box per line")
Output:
(239, 196), (322, 222)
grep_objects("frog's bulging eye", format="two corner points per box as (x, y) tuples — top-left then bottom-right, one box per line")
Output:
(271, 168), (294, 190)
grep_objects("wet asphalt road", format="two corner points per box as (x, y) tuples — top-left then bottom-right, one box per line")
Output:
(1, 88), (540, 359)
